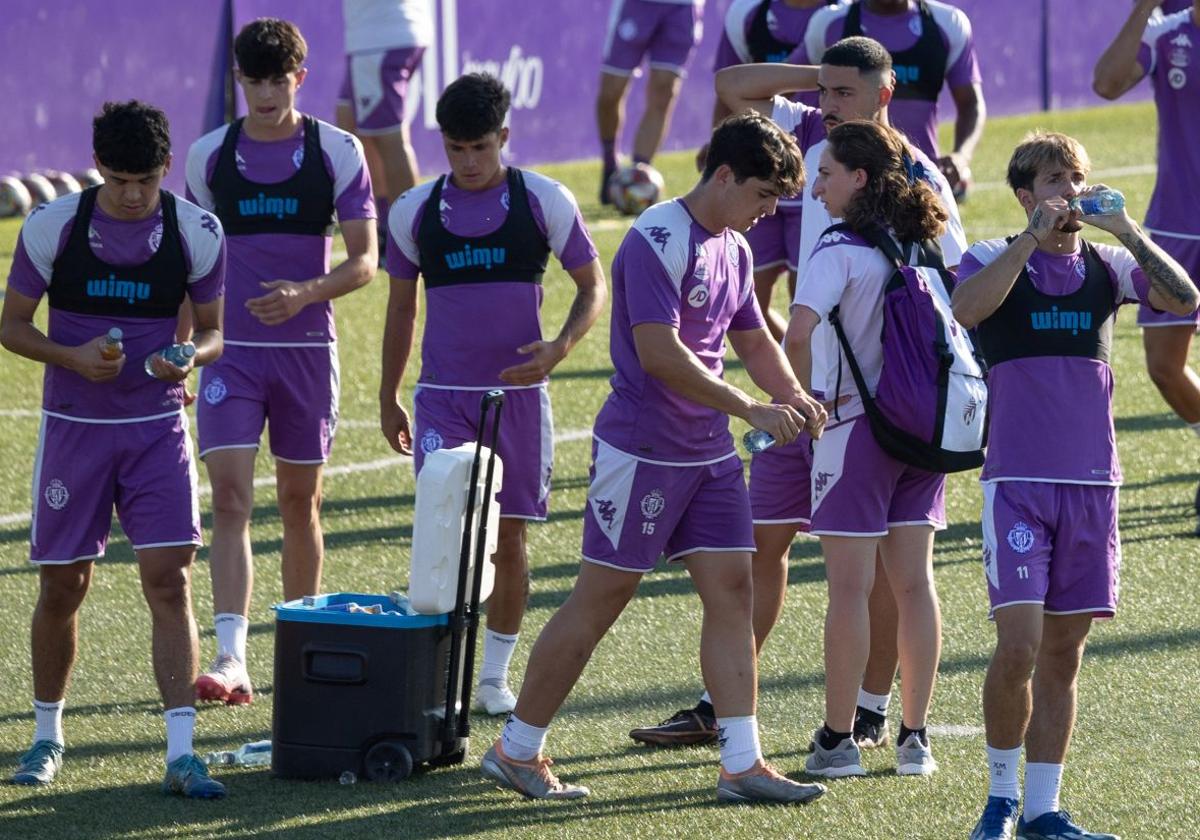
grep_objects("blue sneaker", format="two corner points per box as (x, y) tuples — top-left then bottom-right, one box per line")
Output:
(163, 754), (227, 799)
(1017, 810), (1119, 840)
(10, 740), (64, 786)
(970, 796), (1020, 840)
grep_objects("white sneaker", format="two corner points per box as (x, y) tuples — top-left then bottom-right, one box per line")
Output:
(196, 654), (253, 706)
(473, 680), (517, 716)
(895, 732), (938, 776)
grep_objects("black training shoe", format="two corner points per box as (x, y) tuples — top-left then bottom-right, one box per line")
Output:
(629, 705), (718, 747)
(852, 707), (890, 749)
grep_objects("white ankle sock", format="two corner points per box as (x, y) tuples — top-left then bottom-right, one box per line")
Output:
(501, 714), (547, 762)
(33, 699), (65, 746)
(214, 613), (248, 662)
(986, 744), (1022, 800)
(165, 707), (196, 764)
(717, 715), (762, 774)
(857, 688), (891, 715)
(479, 629), (519, 686)
(1023, 762), (1063, 822)
(699, 690), (712, 706)
(1189, 421), (1200, 438)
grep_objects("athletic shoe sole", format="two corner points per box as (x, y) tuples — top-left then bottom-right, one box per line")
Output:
(896, 761), (938, 776)
(195, 675), (253, 706)
(805, 763), (866, 779)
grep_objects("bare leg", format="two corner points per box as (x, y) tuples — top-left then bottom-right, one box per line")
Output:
(878, 525), (940, 730)
(370, 127), (420, 201)
(31, 563), (93, 702)
(1025, 614), (1092, 764)
(819, 535), (878, 732)
(486, 518), (530, 636)
(137, 547), (200, 710)
(203, 449), (256, 617)
(861, 552), (899, 699)
(632, 69), (684, 163)
(686, 552), (757, 718)
(275, 461), (324, 600)
(750, 523), (800, 652)
(596, 72), (631, 158)
(982, 604), (1044, 749)
(753, 267), (789, 344)
(1143, 325), (1200, 423)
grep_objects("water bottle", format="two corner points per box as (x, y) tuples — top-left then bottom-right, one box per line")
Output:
(389, 591), (412, 615)
(98, 327), (123, 361)
(339, 770), (357, 785)
(742, 428), (776, 454)
(204, 750), (236, 767)
(144, 342), (196, 376)
(204, 739), (271, 768)
(1070, 189), (1124, 216)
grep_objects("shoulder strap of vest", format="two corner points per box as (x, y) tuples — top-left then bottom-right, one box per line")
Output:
(842, 0), (862, 35)
(1079, 238), (1118, 304)
(301, 114), (323, 169)
(65, 186), (100, 253)
(217, 118), (244, 168)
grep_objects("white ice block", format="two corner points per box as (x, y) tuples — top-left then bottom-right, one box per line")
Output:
(409, 443), (502, 615)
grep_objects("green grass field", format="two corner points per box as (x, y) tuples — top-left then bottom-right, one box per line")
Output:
(1, 100), (1198, 839)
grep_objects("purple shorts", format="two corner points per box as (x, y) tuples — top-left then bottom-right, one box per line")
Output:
(810, 417), (946, 536)
(1138, 233), (1200, 327)
(31, 413), (201, 564)
(981, 481), (1120, 619)
(337, 47), (425, 134)
(582, 440), (755, 573)
(601, 0), (703, 76)
(413, 385), (553, 520)
(744, 204), (803, 272)
(197, 344), (340, 464)
(749, 431), (812, 530)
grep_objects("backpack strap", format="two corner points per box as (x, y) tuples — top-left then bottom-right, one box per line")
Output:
(853, 221), (906, 269)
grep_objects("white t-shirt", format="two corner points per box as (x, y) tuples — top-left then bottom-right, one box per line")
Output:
(343, 0), (434, 54)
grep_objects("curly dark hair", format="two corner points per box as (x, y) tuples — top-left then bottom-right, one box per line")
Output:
(703, 111), (805, 197)
(234, 18), (307, 79)
(92, 101), (171, 174)
(826, 120), (947, 243)
(436, 73), (511, 140)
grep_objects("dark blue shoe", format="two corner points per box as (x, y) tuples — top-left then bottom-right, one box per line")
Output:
(1017, 810), (1118, 839)
(970, 796), (1020, 840)
(9, 740), (64, 786)
(163, 754), (227, 799)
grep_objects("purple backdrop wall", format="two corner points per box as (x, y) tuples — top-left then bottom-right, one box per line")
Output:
(0, 0), (1152, 191)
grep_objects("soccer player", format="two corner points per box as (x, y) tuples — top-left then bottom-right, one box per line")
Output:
(481, 112), (829, 804)
(597, 0), (706, 203)
(380, 73), (606, 715)
(788, 119), (949, 779)
(335, 0), (431, 235)
(952, 132), (1198, 840)
(186, 18), (377, 704)
(797, 0), (986, 197)
(707, 0), (844, 342)
(0, 101), (228, 797)
(629, 35), (964, 751)
(1093, 0), (1200, 536)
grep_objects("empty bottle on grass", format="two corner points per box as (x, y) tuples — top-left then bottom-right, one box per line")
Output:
(206, 739), (271, 767)
(1070, 189), (1124, 216)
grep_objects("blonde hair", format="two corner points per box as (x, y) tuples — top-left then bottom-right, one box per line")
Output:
(1006, 130), (1091, 193)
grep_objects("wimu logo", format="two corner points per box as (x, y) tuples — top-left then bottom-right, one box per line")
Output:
(444, 244), (507, 271)
(87, 274), (151, 304)
(895, 64), (921, 85)
(237, 193), (300, 220)
(1030, 306), (1092, 336)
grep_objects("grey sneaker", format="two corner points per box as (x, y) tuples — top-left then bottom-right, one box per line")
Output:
(717, 760), (827, 805)
(895, 732), (937, 776)
(804, 730), (866, 778)
(10, 740), (64, 786)
(481, 740), (589, 800)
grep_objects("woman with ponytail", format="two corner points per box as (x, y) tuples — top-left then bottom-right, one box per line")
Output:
(785, 119), (948, 780)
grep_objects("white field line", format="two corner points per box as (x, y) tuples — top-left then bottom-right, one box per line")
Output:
(927, 724), (985, 738)
(0, 425), (595, 528)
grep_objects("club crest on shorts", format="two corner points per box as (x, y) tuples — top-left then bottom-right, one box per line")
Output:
(1006, 521), (1035, 554)
(203, 377), (228, 405)
(420, 428), (444, 454)
(640, 489), (665, 520)
(618, 18), (637, 41)
(44, 479), (69, 511)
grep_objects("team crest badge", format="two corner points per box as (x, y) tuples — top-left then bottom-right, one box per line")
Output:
(501, 190), (511, 211)
(618, 18), (638, 41)
(1006, 521), (1035, 554)
(421, 428), (444, 454)
(147, 223), (163, 251)
(292, 145), (306, 169)
(725, 239), (740, 268)
(44, 479), (69, 511)
(908, 16), (923, 37)
(639, 489), (665, 520)
(203, 377), (228, 405)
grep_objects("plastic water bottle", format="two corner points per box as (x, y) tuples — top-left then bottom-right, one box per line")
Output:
(389, 591), (412, 614)
(98, 327), (123, 361)
(204, 739), (271, 768)
(339, 771), (357, 785)
(144, 342), (196, 376)
(742, 429), (776, 454)
(1070, 189), (1124, 216)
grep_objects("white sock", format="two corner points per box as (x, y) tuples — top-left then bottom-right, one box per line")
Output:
(501, 714), (547, 762)
(33, 699), (65, 746)
(717, 715), (762, 774)
(214, 613), (248, 662)
(1023, 762), (1063, 822)
(857, 687), (891, 715)
(165, 707), (196, 764)
(479, 629), (519, 686)
(986, 744), (1022, 800)
(1189, 421), (1200, 438)
(699, 690), (712, 707)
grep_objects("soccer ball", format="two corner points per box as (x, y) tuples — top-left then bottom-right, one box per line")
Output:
(0, 175), (32, 218)
(21, 173), (57, 207)
(607, 163), (664, 216)
(74, 168), (104, 188)
(41, 170), (82, 197)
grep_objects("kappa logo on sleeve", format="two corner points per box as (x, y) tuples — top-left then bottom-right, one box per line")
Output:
(645, 225), (671, 253)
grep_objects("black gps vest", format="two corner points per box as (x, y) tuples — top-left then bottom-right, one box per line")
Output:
(48, 187), (188, 319)
(209, 115), (336, 237)
(841, 0), (948, 103)
(746, 0), (837, 63)
(416, 168), (550, 289)
(975, 239), (1118, 368)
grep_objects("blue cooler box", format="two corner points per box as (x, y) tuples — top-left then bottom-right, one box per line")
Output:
(271, 593), (467, 781)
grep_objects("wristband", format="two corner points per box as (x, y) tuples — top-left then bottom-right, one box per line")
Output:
(1020, 229), (1041, 247)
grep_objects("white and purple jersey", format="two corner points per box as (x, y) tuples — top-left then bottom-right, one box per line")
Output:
(387, 169), (598, 388)
(185, 118), (374, 347)
(593, 199), (764, 464)
(1137, 8), (1200, 237)
(959, 239), (1153, 486)
(798, 0), (980, 159)
(6, 192), (225, 422)
(343, 0), (434, 53)
(768, 96), (827, 208)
